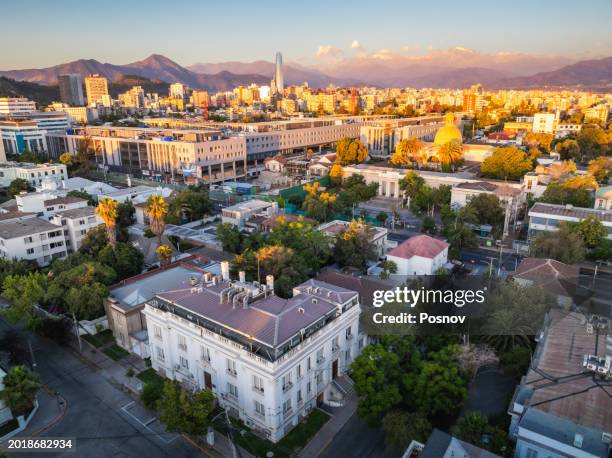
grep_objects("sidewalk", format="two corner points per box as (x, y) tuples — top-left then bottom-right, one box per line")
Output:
(21, 387), (66, 436)
(298, 395), (357, 458)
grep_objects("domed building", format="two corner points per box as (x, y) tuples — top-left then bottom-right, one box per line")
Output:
(433, 112), (463, 146)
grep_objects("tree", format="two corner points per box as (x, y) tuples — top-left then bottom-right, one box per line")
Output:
(98, 243), (144, 280)
(390, 138), (424, 166)
(66, 190), (95, 206)
(437, 140), (463, 171)
(376, 211), (388, 225)
(0, 366), (41, 416)
(530, 224), (585, 264)
(465, 194), (505, 236)
(158, 380), (214, 436)
(17, 149), (46, 164)
(337, 174), (378, 211)
(216, 223), (243, 254)
(547, 160), (577, 181)
(379, 260), (398, 280)
(399, 171), (425, 201)
(166, 185), (211, 224)
(255, 245), (307, 297)
(540, 182), (593, 208)
(571, 215), (608, 249)
(96, 198), (119, 249)
(555, 139), (580, 161)
(59, 152), (74, 168)
(525, 132), (554, 152)
(1, 272), (47, 324)
(451, 412), (512, 457)
(588, 156), (612, 183)
(335, 137), (368, 165)
(0, 259), (38, 293)
(329, 163), (344, 184)
(145, 195), (168, 246)
(156, 244), (173, 266)
(117, 200), (135, 228)
(421, 215), (436, 234)
(480, 147), (533, 180)
(7, 178), (32, 198)
(576, 126), (610, 160)
(382, 410), (431, 453)
(442, 205), (479, 259)
(79, 225), (109, 256)
(334, 221), (378, 271)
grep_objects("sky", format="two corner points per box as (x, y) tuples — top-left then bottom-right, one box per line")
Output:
(1, 0), (611, 70)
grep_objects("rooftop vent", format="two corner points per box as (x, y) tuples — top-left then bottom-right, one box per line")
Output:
(573, 433), (583, 448)
(298, 307), (305, 314)
(189, 276), (198, 287)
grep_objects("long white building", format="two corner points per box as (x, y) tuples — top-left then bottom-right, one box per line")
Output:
(141, 264), (363, 442)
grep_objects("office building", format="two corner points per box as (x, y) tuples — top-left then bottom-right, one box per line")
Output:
(528, 202), (612, 240)
(58, 74), (84, 106)
(274, 52), (284, 96)
(84, 74), (109, 106)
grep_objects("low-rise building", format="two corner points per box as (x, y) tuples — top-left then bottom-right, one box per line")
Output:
(508, 309), (612, 458)
(142, 266), (364, 442)
(221, 199), (278, 228)
(0, 217), (66, 265)
(511, 258), (579, 307)
(594, 185), (612, 211)
(15, 193), (87, 219)
(386, 234), (449, 275)
(50, 207), (102, 253)
(0, 162), (68, 189)
(528, 202), (612, 241)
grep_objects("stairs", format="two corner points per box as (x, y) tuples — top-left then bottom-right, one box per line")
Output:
(332, 374), (356, 398)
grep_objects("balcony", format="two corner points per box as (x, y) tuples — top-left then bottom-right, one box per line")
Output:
(252, 386), (265, 395)
(199, 356), (211, 367)
(282, 382), (293, 393)
(317, 356), (325, 365)
(346, 333), (354, 340)
(178, 343), (187, 352)
(227, 368), (237, 377)
(332, 345), (340, 354)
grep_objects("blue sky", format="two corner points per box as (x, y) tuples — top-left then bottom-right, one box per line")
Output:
(1, 0), (611, 69)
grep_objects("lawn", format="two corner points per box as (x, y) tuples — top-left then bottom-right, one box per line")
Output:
(137, 368), (165, 387)
(82, 329), (115, 348)
(214, 408), (330, 458)
(103, 344), (130, 361)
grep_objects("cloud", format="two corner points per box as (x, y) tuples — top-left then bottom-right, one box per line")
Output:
(371, 49), (393, 60)
(350, 40), (362, 49)
(316, 45), (342, 58)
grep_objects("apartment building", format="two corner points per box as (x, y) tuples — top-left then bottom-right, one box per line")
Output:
(50, 206), (102, 253)
(48, 103), (99, 124)
(0, 98), (37, 116)
(221, 199), (278, 228)
(16, 193), (87, 219)
(532, 113), (557, 134)
(84, 74), (109, 106)
(528, 202), (612, 241)
(0, 217), (67, 265)
(142, 264), (364, 442)
(0, 163), (68, 188)
(47, 126), (248, 184)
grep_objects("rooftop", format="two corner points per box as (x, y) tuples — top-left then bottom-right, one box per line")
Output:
(529, 202), (612, 223)
(0, 218), (61, 239)
(455, 181), (498, 192)
(512, 258), (579, 297)
(518, 309), (612, 440)
(150, 277), (358, 355)
(43, 195), (87, 206)
(388, 234), (448, 260)
(53, 206), (98, 219)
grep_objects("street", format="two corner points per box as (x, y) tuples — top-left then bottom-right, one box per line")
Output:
(319, 413), (394, 458)
(0, 319), (202, 458)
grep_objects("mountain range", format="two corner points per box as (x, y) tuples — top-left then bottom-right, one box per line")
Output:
(1, 53), (611, 97)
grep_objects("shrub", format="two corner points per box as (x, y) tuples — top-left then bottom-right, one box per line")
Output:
(140, 382), (163, 409)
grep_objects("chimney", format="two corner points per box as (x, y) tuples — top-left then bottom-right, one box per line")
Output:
(239, 271), (246, 283)
(266, 275), (274, 292)
(221, 261), (230, 281)
(189, 276), (198, 286)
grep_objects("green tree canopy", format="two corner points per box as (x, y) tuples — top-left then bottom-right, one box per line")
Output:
(529, 224), (586, 264)
(7, 178), (33, 198)
(0, 365), (41, 416)
(480, 147), (533, 180)
(1, 272), (48, 324)
(335, 137), (368, 165)
(158, 380), (214, 436)
(98, 242), (144, 281)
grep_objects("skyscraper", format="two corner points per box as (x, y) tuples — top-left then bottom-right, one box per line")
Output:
(58, 74), (84, 106)
(274, 52), (284, 95)
(85, 74), (109, 106)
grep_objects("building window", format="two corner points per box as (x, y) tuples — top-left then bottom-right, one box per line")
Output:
(345, 326), (353, 339)
(177, 334), (187, 351)
(153, 325), (162, 339)
(253, 375), (264, 393)
(525, 449), (538, 458)
(297, 389), (302, 404)
(254, 400), (265, 417)
(227, 382), (238, 398)
(307, 382), (311, 394)
(156, 346), (164, 362)
(226, 359), (237, 376)
(296, 364), (302, 379)
(282, 399), (291, 414)
(26, 248), (34, 255)
(316, 348), (324, 364)
(332, 336), (340, 352)
(307, 357), (311, 371)
(179, 356), (189, 369)
(316, 372), (323, 385)
(282, 373), (293, 391)
(200, 346), (210, 362)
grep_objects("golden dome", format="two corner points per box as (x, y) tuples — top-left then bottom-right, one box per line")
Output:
(434, 112), (462, 146)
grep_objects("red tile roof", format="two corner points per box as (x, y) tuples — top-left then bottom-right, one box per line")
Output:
(388, 234), (448, 259)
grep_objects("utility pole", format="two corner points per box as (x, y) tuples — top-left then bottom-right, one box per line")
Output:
(497, 240), (504, 276)
(28, 339), (36, 369)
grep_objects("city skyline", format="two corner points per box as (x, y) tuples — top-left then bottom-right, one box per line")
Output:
(1, 0), (611, 71)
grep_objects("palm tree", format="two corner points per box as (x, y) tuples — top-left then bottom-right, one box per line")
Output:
(156, 244), (173, 266)
(0, 366), (41, 416)
(437, 140), (463, 171)
(146, 195), (168, 246)
(96, 198), (119, 249)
